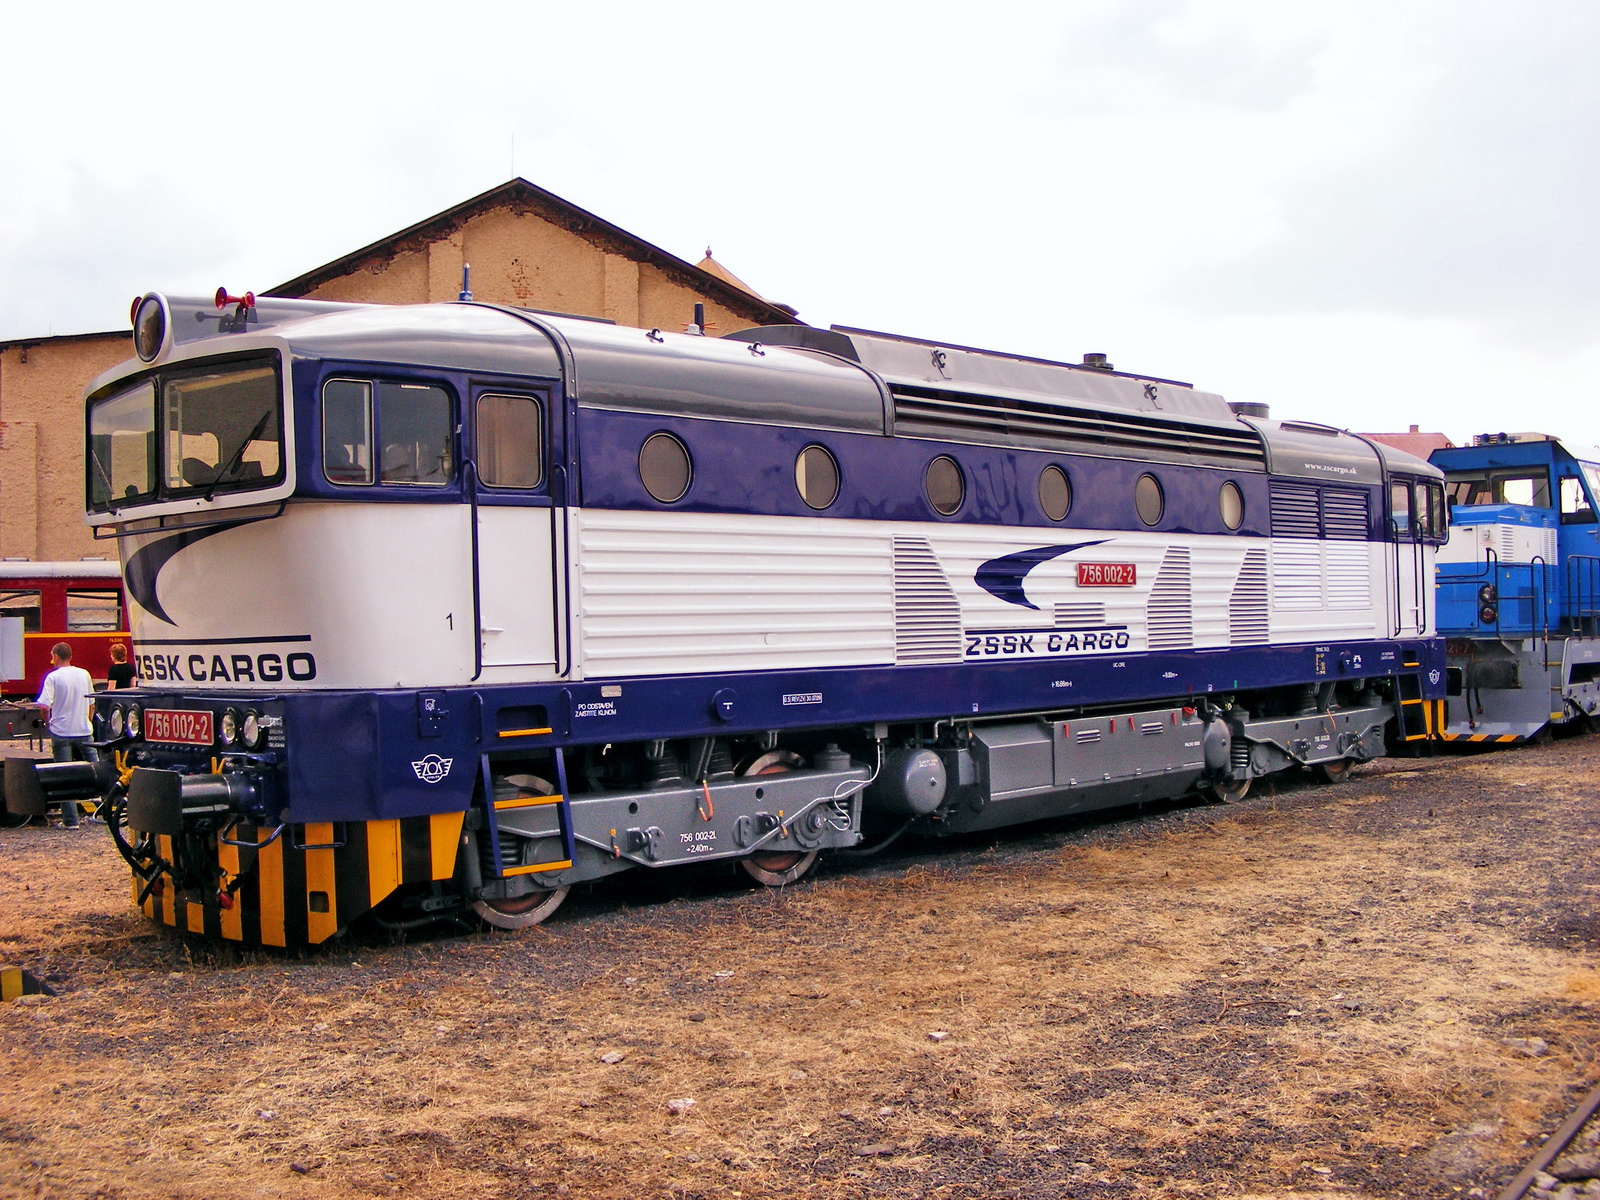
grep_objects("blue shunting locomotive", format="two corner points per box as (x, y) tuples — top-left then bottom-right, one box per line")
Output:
(1431, 432), (1600, 741)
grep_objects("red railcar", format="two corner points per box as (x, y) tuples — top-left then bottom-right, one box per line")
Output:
(0, 561), (130, 699)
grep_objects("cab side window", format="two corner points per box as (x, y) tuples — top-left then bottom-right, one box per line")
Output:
(1390, 481), (1413, 536)
(475, 394), (543, 489)
(1560, 475), (1595, 525)
(322, 378), (454, 487)
(379, 384), (453, 485)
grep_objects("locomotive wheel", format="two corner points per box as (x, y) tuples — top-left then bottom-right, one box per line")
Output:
(0, 808), (29, 829)
(472, 886), (570, 930)
(1314, 758), (1356, 784)
(739, 849), (821, 887)
(1209, 778), (1251, 804)
(735, 748), (821, 887)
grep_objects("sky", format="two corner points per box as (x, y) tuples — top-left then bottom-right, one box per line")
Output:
(3, 0), (1597, 447)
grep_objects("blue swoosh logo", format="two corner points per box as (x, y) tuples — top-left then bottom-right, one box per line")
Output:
(974, 540), (1108, 610)
(124, 520), (258, 626)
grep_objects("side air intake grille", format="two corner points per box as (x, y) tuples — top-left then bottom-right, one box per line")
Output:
(891, 386), (1266, 468)
(1146, 547), (1193, 650)
(892, 537), (963, 664)
(1054, 602), (1107, 627)
(1229, 548), (1269, 644)
(1270, 483), (1372, 541)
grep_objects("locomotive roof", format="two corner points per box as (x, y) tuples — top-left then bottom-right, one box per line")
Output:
(101, 294), (1436, 482)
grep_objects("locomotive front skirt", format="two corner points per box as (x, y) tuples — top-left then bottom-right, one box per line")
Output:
(4, 292), (1448, 944)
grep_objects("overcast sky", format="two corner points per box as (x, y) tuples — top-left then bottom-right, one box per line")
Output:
(3, 1), (1596, 448)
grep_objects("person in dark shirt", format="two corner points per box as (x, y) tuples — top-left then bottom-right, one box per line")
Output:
(106, 643), (137, 689)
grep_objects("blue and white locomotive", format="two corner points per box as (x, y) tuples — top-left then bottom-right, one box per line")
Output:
(1431, 432), (1600, 741)
(7, 290), (1449, 945)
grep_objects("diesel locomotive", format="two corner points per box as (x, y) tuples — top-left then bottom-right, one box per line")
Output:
(1432, 432), (1600, 741)
(3, 290), (1449, 945)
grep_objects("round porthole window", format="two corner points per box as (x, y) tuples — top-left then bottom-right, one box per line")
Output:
(795, 445), (840, 510)
(925, 456), (965, 516)
(1039, 465), (1072, 521)
(1219, 480), (1244, 530)
(1135, 473), (1164, 526)
(639, 432), (691, 503)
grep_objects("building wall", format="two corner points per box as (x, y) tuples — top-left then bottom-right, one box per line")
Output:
(299, 206), (762, 337)
(0, 335), (130, 561)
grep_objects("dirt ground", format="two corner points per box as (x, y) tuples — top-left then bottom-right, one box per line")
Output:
(2, 736), (1599, 1200)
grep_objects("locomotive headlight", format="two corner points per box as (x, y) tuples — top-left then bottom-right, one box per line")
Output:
(219, 709), (239, 746)
(126, 706), (141, 738)
(241, 710), (262, 749)
(131, 294), (167, 362)
(1480, 604), (1499, 625)
(1478, 584), (1499, 605)
(109, 707), (125, 738)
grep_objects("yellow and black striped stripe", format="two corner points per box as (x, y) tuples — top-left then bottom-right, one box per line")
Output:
(1, 965), (51, 1001)
(136, 812), (466, 946)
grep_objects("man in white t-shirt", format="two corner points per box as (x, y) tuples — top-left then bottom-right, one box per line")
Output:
(36, 642), (98, 829)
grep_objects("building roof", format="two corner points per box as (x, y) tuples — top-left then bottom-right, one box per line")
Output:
(694, 249), (767, 301)
(1362, 426), (1455, 459)
(271, 178), (800, 325)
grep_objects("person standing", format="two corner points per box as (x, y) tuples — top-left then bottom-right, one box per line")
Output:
(106, 643), (137, 689)
(36, 642), (97, 829)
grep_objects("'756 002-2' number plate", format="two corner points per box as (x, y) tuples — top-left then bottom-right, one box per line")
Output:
(143, 708), (214, 746)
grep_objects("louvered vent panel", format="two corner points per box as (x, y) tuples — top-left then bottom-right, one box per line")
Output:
(1324, 544), (1372, 610)
(1146, 547), (1193, 649)
(1496, 525), (1518, 561)
(1229, 548), (1270, 643)
(1270, 483), (1322, 539)
(891, 388), (1267, 468)
(1054, 602), (1108, 627)
(892, 537), (963, 664)
(1272, 543), (1323, 610)
(1322, 488), (1371, 540)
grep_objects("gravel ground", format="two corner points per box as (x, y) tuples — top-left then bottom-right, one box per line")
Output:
(2, 737), (1598, 1200)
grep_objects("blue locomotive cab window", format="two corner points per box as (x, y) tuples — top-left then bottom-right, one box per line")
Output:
(1446, 470), (1550, 507)
(476, 394), (543, 488)
(322, 378), (454, 487)
(1560, 476), (1595, 525)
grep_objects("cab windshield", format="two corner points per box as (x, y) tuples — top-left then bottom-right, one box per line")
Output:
(88, 355), (283, 511)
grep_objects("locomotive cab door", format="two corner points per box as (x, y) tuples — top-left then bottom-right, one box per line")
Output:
(470, 389), (562, 677)
(1387, 475), (1443, 637)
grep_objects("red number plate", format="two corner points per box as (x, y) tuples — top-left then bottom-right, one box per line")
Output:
(1077, 562), (1138, 587)
(144, 708), (214, 746)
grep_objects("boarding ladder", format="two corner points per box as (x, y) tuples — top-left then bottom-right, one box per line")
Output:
(477, 747), (576, 879)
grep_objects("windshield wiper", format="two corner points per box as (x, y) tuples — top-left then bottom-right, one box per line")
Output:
(203, 411), (273, 501)
(89, 451), (121, 515)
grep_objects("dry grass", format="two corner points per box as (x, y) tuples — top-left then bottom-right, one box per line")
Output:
(3, 739), (1599, 1199)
